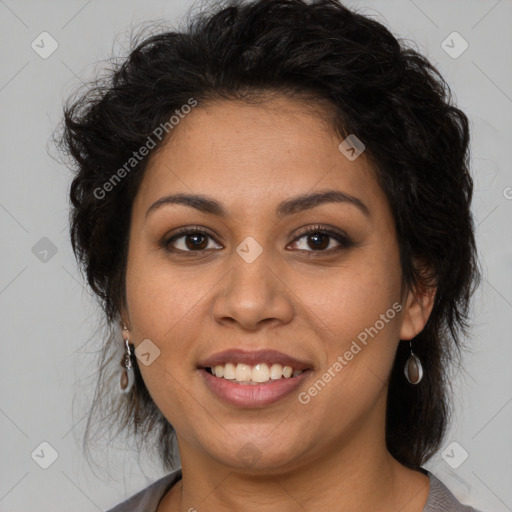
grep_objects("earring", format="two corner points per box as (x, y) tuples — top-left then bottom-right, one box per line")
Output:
(119, 326), (135, 394)
(404, 340), (423, 384)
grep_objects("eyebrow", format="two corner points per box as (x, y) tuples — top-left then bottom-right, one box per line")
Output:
(145, 190), (370, 219)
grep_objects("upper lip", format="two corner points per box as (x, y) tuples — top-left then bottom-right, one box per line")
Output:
(198, 349), (313, 371)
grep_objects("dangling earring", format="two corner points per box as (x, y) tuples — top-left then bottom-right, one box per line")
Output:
(404, 340), (423, 384)
(119, 326), (135, 394)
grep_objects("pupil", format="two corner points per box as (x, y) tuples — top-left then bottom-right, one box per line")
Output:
(309, 233), (328, 250)
(187, 234), (207, 250)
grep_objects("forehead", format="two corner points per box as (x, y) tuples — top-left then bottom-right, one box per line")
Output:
(133, 97), (386, 219)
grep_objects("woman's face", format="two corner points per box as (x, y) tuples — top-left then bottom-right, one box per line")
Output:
(124, 96), (427, 473)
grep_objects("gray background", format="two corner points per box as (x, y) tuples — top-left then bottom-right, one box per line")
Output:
(1, 0), (511, 510)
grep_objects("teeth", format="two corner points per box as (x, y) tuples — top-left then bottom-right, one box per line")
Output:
(223, 363), (236, 380)
(209, 363), (305, 383)
(253, 363), (271, 383)
(235, 363), (252, 382)
(270, 363), (283, 380)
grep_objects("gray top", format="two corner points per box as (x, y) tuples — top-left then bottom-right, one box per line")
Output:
(106, 467), (482, 511)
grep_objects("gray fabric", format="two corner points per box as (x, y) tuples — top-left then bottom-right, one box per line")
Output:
(105, 467), (482, 511)
(422, 473), (481, 511)
(106, 470), (181, 512)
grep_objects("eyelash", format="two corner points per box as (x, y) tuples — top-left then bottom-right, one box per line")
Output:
(162, 225), (354, 255)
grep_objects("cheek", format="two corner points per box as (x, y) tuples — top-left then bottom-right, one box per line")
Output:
(296, 270), (402, 433)
(125, 244), (210, 336)
(293, 249), (402, 340)
(293, 247), (403, 394)
(124, 254), (204, 423)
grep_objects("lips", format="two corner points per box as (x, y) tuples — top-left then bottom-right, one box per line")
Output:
(197, 348), (314, 372)
(199, 367), (311, 407)
(197, 348), (314, 407)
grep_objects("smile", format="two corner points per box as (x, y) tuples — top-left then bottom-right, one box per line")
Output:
(199, 367), (312, 407)
(206, 362), (305, 384)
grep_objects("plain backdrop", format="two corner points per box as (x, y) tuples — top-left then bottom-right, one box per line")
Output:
(0, 0), (511, 510)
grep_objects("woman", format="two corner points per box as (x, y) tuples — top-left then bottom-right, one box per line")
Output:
(57, 0), (482, 510)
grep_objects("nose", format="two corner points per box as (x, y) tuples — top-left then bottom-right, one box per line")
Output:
(210, 247), (294, 331)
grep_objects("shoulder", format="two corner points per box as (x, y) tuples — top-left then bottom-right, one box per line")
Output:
(423, 469), (483, 512)
(105, 468), (182, 512)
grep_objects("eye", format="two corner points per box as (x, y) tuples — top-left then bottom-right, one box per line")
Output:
(162, 225), (354, 255)
(288, 225), (354, 253)
(163, 227), (222, 253)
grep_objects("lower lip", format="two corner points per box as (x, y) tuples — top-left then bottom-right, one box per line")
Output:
(199, 368), (311, 408)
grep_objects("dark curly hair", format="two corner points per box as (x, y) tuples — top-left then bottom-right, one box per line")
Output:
(54, 0), (480, 473)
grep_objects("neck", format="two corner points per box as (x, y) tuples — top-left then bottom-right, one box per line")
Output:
(158, 400), (430, 512)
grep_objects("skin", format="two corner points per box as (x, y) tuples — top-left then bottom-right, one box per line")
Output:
(121, 95), (436, 512)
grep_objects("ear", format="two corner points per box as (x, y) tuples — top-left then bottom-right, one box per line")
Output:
(399, 276), (436, 341)
(118, 304), (131, 331)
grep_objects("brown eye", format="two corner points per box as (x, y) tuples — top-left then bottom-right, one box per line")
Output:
(183, 233), (208, 250)
(305, 232), (330, 250)
(290, 226), (354, 252)
(162, 225), (354, 255)
(164, 228), (221, 253)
